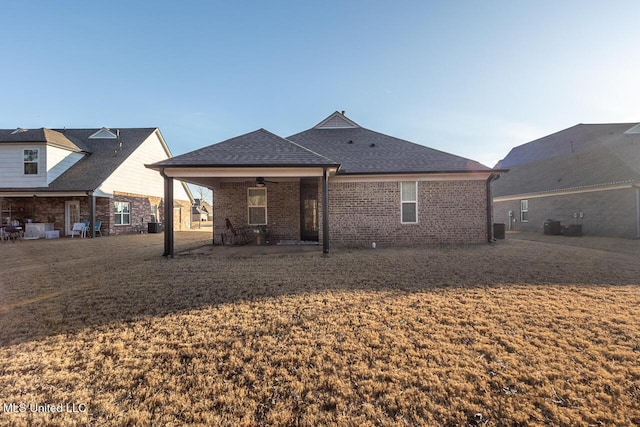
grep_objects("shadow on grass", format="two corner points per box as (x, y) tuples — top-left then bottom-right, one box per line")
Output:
(1, 234), (639, 347)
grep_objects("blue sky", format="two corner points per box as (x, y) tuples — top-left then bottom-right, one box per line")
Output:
(2, 1), (639, 168)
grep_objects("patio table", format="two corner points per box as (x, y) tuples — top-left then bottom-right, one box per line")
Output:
(3, 226), (23, 242)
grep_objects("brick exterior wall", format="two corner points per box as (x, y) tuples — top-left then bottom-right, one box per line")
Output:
(213, 178), (488, 247)
(494, 187), (639, 238)
(325, 180), (488, 247)
(111, 192), (191, 235)
(2, 196), (75, 233)
(212, 181), (300, 244)
(1, 192), (190, 236)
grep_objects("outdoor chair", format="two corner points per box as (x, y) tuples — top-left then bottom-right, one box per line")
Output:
(223, 218), (255, 245)
(94, 220), (102, 237)
(71, 222), (86, 238)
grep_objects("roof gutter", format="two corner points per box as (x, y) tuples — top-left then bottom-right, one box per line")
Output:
(335, 169), (505, 176)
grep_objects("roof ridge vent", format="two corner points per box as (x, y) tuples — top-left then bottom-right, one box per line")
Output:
(624, 123), (640, 134)
(11, 127), (28, 134)
(89, 127), (118, 139)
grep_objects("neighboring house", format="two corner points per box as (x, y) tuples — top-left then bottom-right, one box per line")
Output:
(192, 198), (213, 222)
(0, 127), (192, 237)
(493, 123), (640, 238)
(148, 111), (502, 256)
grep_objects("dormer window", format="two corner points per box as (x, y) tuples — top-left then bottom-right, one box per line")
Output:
(24, 149), (39, 175)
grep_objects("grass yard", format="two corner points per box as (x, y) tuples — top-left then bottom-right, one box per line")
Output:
(1, 232), (639, 426)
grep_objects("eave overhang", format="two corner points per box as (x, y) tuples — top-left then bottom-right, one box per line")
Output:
(494, 179), (640, 202)
(148, 164), (340, 179)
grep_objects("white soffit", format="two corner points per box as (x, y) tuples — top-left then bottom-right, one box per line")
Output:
(162, 167), (332, 178)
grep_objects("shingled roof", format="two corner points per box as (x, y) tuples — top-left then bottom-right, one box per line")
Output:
(0, 127), (158, 192)
(289, 112), (491, 174)
(493, 123), (640, 197)
(149, 112), (492, 175)
(150, 128), (338, 168)
(0, 128), (88, 152)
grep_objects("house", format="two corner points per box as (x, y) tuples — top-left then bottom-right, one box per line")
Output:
(493, 123), (640, 238)
(147, 111), (502, 256)
(192, 198), (213, 222)
(0, 127), (192, 237)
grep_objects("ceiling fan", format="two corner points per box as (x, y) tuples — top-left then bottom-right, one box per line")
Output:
(255, 177), (279, 187)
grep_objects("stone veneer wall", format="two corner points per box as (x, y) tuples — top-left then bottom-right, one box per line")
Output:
(321, 180), (488, 247)
(212, 181), (300, 244)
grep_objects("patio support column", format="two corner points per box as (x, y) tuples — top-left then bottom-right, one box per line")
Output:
(322, 167), (329, 254)
(162, 170), (174, 257)
(211, 189), (216, 245)
(88, 191), (96, 238)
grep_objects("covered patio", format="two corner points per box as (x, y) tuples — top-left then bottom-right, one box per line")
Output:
(147, 129), (339, 257)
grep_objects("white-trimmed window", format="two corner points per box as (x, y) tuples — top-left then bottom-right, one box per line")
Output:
(520, 200), (529, 222)
(401, 181), (418, 224)
(114, 201), (131, 225)
(23, 149), (39, 175)
(248, 187), (267, 225)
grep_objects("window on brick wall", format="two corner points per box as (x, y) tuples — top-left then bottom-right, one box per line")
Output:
(114, 201), (131, 225)
(401, 181), (418, 224)
(248, 187), (267, 225)
(520, 199), (529, 222)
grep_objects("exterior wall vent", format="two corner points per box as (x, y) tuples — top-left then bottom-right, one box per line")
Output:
(89, 127), (118, 139)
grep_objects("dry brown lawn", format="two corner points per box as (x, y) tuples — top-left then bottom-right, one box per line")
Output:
(0, 232), (639, 426)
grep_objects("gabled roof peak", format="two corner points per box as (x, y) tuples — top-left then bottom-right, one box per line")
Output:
(89, 127), (118, 139)
(313, 111), (360, 129)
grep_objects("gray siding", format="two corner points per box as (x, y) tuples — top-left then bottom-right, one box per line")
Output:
(494, 188), (638, 238)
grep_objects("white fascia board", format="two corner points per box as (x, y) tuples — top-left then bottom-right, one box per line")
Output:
(154, 128), (174, 159)
(331, 172), (493, 183)
(162, 167), (330, 178)
(494, 181), (637, 202)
